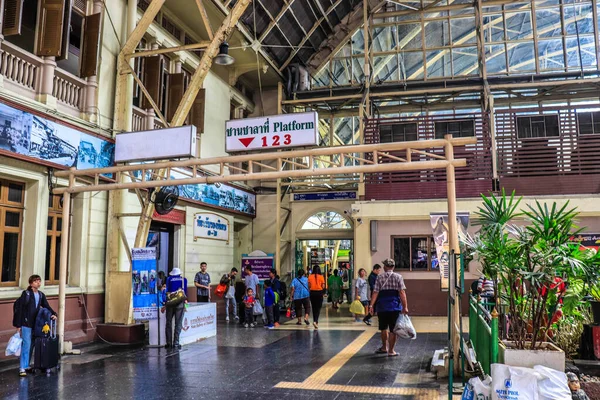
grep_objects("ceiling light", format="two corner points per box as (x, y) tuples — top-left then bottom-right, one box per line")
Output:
(214, 42), (235, 66)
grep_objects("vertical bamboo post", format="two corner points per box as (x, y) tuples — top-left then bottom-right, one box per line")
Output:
(275, 82), (283, 274)
(58, 168), (74, 354)
(445, 134), (461, 374)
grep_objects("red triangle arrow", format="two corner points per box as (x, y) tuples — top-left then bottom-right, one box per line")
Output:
(239, 137), (255, 148)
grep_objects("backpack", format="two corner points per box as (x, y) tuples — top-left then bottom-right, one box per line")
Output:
(274, 291), (280, 304)
(279, 281), (287, 302)
(34, 307), (53, 338)
(12, 290), (31, 328)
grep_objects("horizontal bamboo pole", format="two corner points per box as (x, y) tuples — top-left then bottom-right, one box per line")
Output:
(126, 41), (211, 58)
(53, 159), (467, 194)
(55, 137), (476, 178)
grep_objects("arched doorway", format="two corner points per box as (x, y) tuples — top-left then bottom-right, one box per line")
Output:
(295, 210), (354, 303)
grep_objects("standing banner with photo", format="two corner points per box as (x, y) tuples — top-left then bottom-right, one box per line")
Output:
(132, 247), (158, 320)
(430, 212), (470, 291)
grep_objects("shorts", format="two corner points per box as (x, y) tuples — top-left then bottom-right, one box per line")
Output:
(378, 311), (400, 332)
(294, 297), (311, 317)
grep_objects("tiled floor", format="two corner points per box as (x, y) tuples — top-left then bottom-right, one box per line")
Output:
(0, 305), (459, 399)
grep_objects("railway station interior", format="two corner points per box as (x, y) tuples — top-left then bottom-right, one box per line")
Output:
(1, 0), (600, 398)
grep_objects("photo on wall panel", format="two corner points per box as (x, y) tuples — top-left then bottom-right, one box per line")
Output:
(0, 102), (32, 155)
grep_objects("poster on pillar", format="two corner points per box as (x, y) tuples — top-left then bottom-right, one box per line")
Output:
(132, 247), (159, 320)
(225, 111), (318, 152)
(430, 212), (470, 291)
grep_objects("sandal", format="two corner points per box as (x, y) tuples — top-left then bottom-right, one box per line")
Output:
(388, 352), (399, 357)
(304, 319), (310, 325)
(296, 321), (302, 325)
(375, 347), (387, 354)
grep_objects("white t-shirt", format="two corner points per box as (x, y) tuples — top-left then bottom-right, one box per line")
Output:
(355, 277), (368, 301)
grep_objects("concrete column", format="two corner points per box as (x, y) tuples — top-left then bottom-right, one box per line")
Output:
(37, 56), (57, 108)
(145, 108), (155, 130)
(173, 58), (182, 73)
(83, 0), (104, 124)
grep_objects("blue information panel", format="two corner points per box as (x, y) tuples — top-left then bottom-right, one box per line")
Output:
(293, 191), (357, 201)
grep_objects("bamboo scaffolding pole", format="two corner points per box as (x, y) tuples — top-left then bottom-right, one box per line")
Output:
(53, 158), (467, 195)
(55, 137), (476, 179)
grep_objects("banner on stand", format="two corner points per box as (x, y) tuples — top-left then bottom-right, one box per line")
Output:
(132, 247), (158, 320)
(241, 255), (274, 280)
(430, 212), (470, 291)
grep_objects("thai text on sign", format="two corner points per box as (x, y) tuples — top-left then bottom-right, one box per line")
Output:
(225, 111), (318, 152)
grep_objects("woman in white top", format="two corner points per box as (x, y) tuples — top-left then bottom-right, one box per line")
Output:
(354, 268), (369, 322)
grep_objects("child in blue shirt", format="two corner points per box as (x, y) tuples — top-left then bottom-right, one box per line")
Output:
(264, 280), (275, 329)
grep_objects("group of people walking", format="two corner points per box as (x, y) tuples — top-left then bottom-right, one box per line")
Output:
(163, 258), (409, 357)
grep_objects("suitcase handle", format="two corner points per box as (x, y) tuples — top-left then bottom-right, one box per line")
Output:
(50, 319), (56, 339)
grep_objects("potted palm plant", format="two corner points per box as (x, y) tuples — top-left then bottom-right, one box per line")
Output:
(465, 191), (592, 371)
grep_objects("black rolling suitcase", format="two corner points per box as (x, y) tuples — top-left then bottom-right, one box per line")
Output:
(33, 320), (59, 373)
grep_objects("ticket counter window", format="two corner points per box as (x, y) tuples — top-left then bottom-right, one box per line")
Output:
(392, 236), (436, 271)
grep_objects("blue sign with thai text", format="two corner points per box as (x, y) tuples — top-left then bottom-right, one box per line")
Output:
(293, 191), (357, 201)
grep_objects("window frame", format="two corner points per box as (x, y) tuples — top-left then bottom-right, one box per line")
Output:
(0, 179), (25, 287)
(434, 119), (476, 139)
(577, 111), (600, 136)
(379, 122), (419, 143)
(45, 194), (66, 285)
(390, 235), (437, 272)
(516, 114), (560, 139)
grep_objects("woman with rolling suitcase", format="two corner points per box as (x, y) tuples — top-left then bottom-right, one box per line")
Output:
(12, 275), (56, 377)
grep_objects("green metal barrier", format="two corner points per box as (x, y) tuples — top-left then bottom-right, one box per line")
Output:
(468, 295), (499, 375)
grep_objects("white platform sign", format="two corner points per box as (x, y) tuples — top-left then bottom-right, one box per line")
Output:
(115, 125), (197, 163)
(193, 212), (230, 243)
(225, 111), (318, 152)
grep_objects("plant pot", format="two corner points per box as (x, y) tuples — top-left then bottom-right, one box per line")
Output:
(499, 341), (565, 371)
(590, 301), (600, 325)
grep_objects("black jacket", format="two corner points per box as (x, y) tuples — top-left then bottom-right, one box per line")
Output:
(14, 289), (56, 328)
(368, 272), (378, 292)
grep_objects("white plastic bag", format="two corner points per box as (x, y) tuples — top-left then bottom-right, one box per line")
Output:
(253, 300), (264, 316)
(533, 365), (570, 400)
(393, 314), (417, 340)
(5, 332), (22, 357)
(462, 376), (492, 400)
(491, 364), (539, 400)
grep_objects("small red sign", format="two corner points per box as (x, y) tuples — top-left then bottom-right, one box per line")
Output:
(152, 209), (186, 225)
(239, 137), (255, 148)
(593, 326), (600, 359)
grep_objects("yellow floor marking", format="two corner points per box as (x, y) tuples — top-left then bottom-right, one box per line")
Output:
(275, 382), (439, 399)
(304, 329), (376, 384)
(275, 328), (441, 398)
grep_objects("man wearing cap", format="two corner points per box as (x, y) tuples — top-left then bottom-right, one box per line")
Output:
(165, 267), (188, 349)
(368, 258), (409, 357)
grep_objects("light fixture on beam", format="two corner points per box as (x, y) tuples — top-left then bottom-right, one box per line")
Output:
(215, 42), (235, 65)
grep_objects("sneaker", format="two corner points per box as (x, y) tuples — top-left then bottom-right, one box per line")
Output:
(244, 323), (249, 328)
(267, 325), (275, 329)
(234, 316), (239, 321)
(251, 323), (257, 328)
(226, 318), (230, 322)
(19, 369), (26, 377)
(274, 322), (280, 327)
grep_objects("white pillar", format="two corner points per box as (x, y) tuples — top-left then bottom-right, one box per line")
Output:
(37, 56), (57, 108)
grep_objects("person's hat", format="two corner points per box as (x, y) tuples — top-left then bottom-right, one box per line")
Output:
(382, 258), (395, 268)
(567, 372), (579, 382)
(169, 268), (182, 276)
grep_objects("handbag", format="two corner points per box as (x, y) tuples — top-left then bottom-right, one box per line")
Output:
(215, 283), (227, 298)
(165, 288), (187, 307)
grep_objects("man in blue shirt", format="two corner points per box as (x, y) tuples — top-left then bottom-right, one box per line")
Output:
(165, 268), (188, 349)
